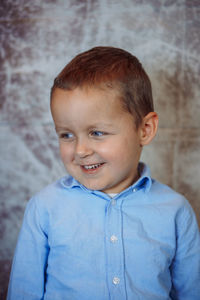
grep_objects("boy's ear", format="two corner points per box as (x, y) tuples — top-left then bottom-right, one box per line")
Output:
(139, 112), (158, 146)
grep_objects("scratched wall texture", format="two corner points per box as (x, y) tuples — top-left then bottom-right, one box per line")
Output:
(0, 0), (200, 298)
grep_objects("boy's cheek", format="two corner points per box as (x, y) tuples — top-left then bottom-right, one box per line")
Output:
(59, 144), (72, 162)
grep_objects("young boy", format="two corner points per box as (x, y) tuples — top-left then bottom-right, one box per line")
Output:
(7, 47), (200, 300)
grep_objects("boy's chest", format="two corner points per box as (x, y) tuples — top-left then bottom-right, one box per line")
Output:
(47, 197), (176, 270)
(44, 196), (176, 299)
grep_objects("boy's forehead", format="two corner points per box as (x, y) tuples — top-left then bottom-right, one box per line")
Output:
(51, 85), (123, 107)
(51, 86), (135, 125)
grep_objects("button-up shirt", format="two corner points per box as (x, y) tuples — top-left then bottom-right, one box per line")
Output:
(7, 163), (200, 299)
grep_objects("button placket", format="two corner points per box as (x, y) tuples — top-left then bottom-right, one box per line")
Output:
(105, 198), (126, 298)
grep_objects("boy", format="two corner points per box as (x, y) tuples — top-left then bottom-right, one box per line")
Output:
(7, 47), (200, 299)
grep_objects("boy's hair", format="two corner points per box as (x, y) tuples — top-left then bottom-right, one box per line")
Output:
(51, 46), (154, 127)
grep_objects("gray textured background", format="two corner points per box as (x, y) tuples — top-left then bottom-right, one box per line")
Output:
(0, 0), (200, 298)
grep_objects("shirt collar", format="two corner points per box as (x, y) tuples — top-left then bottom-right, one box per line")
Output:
(135, 162), (152, 193)
(60, 162), (152, 195)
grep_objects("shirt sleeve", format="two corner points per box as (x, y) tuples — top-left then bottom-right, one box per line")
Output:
(170, 199), (200, 300)
(7, 196), (49, 300)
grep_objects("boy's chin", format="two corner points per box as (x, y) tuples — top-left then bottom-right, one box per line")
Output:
(79, 181), (119, 194)
(74, 178), (110, 193)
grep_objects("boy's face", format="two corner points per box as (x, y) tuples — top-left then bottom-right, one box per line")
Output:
(51, 87), (143, 194)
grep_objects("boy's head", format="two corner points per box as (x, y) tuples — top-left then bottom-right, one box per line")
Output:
(51, 46), (154, 128)
(51, 47), (158, 194)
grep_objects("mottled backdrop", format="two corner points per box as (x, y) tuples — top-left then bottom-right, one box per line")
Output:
(0, 0), (200, 298)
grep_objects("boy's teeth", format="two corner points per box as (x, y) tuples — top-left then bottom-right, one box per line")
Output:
(84, 163), (102, 170)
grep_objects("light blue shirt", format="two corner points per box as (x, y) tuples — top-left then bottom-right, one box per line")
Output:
(7, 163), (200, 300)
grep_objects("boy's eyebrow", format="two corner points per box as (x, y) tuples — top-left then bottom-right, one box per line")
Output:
(89, 122), (114, 128)
(54, 122), (114, 132)
(55, 126), (71, 132)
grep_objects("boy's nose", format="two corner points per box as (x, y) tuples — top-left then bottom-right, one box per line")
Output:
(74, 138), (93, 158)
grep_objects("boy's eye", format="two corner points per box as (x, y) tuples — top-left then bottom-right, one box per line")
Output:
(60, 132), (74, 139)
(91, 131), (105, 137)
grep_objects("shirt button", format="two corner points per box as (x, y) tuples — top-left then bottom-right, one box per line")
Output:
(110, 235), (118, 243)
(133, 188), (137, 192)
(113, 277), (120, 285)
(111, 199), (116, 205)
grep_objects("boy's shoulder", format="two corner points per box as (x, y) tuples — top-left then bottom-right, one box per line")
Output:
(151, 177), (183, 197)
(139, 163), (187, 204)
(40, 174), (78, 192)
(143, 175), (198, 229)
(138, 163), (192, 214)
(30, 174), (81, 207)
(149, 176), (194, 217)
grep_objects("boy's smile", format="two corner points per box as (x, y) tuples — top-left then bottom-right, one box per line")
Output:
(51, 87), (143, 194)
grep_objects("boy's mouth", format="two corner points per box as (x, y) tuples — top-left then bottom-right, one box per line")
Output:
(81, 163), (104, 171)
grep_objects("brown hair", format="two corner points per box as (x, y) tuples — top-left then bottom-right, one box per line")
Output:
(51, 46), (154, 127)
